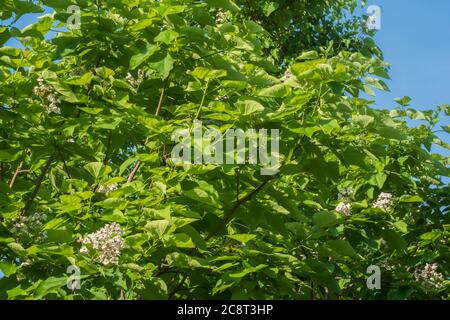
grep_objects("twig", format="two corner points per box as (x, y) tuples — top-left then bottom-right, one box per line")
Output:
(206, 134), (303, 239)
(127, 83), (166, 183)
(103, 130), (112, 165)
(155, 86), (166, 116)
(9, 160), (24, 189)
(168, 274), (187, 299)
(207, 176), (274, 240)
(21, 155), (54, 216)
(56, 146), (71, 179)
(236, 167), (240, 202)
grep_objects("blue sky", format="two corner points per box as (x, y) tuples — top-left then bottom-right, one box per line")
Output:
(363, 0), (450, 156)
(0, 1), (449, 279)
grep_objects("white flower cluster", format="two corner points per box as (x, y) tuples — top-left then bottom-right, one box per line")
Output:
(214, 95), (228, 101)
(79, 223), (124, 265)
(335, 202), (352, 216)
(373, 192), (393, 212)
(20, 256), (32, 267)
(283, 69), (293, 81)
(96, 183), (119, 193)
(11, 212), (48, 242)
(335, 188), (352, 216)
(33, 76), (61, 114)
(414, 263), (445, 291)
(126, 70), (144, 88)
(215, 9), (227, 24)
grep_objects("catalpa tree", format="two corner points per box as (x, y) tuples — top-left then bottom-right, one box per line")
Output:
(0, 0), (448, 300)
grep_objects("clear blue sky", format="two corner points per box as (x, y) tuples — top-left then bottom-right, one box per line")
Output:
(1, 1), (449, 279)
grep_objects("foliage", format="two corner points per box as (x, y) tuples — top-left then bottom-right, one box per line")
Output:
(0, 0), (449, 300)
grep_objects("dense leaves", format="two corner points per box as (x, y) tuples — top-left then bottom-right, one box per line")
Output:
(0, 0), (448, 300)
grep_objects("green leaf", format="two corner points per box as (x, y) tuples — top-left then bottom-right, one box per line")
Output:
(399, 195), (423, 203)
(45, 229), (73, 243)
(0, 261), (18, 277)
(382, 229), (407, 251)
(130, 43), (158, 70)
(0, 149), (21, 162)
(84, 162), (109, 179)
(7, 242), (26, 256)
(226, 234), (256, 243)
(65, 73), (94, 86)
(370, 172), (387, 189)
(229, 264), (268, 279)
(261, 2), (279, 16)
(326, 240), (361, 259)
(34, 276), (67, 299)
(154, 30), (179, 44)
(394, 96), (412, 107)
(257, 84), (290, 97)
(153, 5), (187, 16)
(164, 233), (195, 248)
(393, 221), (408, 234)
(297, 51), (319, 60)
(236, 100), (265, 115)
(352, 114), (374, 127)
(144, 220), (170, 238)
(313, 211), (342, 228)
(137, 278), (168, 300)
(206, 0), (240, 12)
(191, 67), (227, 82)
(166, 252), (210, 269)
(49, 81), (80, 103)
(149, 53), (175, 79)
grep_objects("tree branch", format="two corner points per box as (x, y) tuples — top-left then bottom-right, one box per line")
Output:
(207, 176), (274, 240)
(127, 83), (166, 183)
(21, 155), (54, 216)
(103, 130), (112, 165)
(9, 160), (24, 189)
(56, 145), (71, 179)
(168, 274), (187, 299)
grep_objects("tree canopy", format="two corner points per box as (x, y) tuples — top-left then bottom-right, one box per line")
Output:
(0, 0), (448, 300)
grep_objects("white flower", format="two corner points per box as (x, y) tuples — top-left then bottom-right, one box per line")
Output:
(336, 202), (352, 216)
(126, 71), (143, 88)
(33, 76), (62, 114)
(47, 102), (61, 114)
(373, 192), (393, 212)
(215, 9), (227, 24)
(96, 183), (119, 193)
(20, 257), (32, 267)
(414, 263), (445, 291)
(214, 95), (227, 101)
(283, 69), (293, 81)
(78, 223), (124, 265)
(137, 69), (145, 80)
(80, 246), (89, 254)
